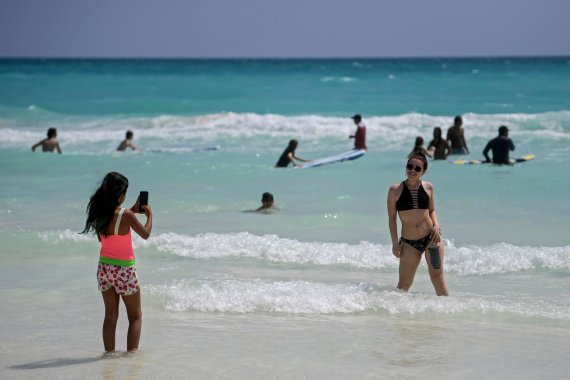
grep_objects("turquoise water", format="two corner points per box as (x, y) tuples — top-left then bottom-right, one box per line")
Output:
(1, 58), (570, 379)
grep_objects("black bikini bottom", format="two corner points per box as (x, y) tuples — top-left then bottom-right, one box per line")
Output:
(400, 233), (441, 269)
(400, 233), (432, 253)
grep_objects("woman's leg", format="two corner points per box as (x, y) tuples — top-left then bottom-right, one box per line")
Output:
(101, 289), (120, 352)
(426, 242), (449, 296)
(398, 243), (422, 291)
(122, 289), (142, 352)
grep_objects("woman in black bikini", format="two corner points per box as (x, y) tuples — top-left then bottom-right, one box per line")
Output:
(387, 152), (449, 296)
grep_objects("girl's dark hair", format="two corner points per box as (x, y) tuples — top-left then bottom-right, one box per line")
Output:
(408, 152), (428, 171)
(81, 172), (129, 240)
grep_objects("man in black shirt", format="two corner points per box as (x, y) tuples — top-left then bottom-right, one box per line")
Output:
(483, 126), (515, 165)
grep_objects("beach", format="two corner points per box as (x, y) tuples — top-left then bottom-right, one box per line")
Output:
(1, 58), (570, 379)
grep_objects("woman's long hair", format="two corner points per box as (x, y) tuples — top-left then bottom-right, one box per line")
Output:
(81, 172), (128, 240)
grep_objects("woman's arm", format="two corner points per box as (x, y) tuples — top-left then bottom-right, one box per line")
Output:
(427, 183), (441, 245)
(387, 185), (400, 258)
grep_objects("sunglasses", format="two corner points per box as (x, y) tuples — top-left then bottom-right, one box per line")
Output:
(406, 163), (423, 172)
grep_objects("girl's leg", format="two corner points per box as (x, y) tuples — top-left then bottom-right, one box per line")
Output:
(101, 289), (120, 352)
(426, 242), (449, 296)
(397, 243), (422, 291)
(122, 289), (142, 352)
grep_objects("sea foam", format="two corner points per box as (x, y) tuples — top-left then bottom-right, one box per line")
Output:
(41, 230), (570, 275)
(2, 111), (570, 152)
(145, 278), (570, 319)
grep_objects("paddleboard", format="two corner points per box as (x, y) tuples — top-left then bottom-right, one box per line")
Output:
(297, 149), (366, 169)
(451, 154), (535, 165)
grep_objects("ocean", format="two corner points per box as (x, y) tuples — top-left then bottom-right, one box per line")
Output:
(1, 58), (569, 379)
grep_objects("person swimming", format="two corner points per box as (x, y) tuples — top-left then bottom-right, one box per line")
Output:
(31, 127), (62, 154)
(117, 130), (140, 151)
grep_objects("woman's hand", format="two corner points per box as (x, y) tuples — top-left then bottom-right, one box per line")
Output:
(431, 226), (441, 245)
(392, 242), (401, 258)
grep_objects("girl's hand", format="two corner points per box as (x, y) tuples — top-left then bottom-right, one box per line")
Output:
(130, 197), (143, 214)
(392, 242), (401, 258)
(141, 205), (152, 218)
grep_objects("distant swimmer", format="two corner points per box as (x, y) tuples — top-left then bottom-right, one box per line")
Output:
(117, 130), (140, 151)
(349, 114), (367, 150)
(275, 139), (309, 168)
(31, 127), (62, 154)
(256, 192), (279, 213)
(427, 127), (451, 160)
(483, 125), (515, 165)
(447, 115), (469, 155)
(408, 136), (432, 158)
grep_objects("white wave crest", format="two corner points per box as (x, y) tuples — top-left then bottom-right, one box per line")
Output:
(445, 241), (570, 275)
(146, 279), (570, 319)
(41, 230), (570, 275)
(140, 232), (393, 269)
(3, 111), (569, 151)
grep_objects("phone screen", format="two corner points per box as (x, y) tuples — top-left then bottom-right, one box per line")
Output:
(139, 191), (149, 212)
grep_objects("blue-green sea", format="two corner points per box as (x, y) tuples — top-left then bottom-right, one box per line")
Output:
(1, 58), (569, 379)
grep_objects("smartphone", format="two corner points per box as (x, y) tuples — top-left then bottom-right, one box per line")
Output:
(139, 191), (149, 212)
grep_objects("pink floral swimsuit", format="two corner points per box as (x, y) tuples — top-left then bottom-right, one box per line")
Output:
(97, 208), (140, 296)
(97, 262), (139, 296)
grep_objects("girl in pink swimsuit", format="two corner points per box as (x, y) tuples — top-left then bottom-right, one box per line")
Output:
(82, 172), (153, 353)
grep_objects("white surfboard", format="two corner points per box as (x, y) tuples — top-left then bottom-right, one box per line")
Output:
(297, 149), (366, 169)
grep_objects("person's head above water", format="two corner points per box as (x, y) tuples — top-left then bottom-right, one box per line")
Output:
(351, 114), (362, 123)
(414, 136), (424, 148)
(287, 139), (298, 150)
(454, 115), (463, 127)
(261, 192), (274, 208)
(47, 127), (57, 139)
(498, 125), (509, 136)
(433, 127), (442, 138)
(126, 130), (134, 140)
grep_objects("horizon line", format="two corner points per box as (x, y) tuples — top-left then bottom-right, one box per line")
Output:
(1, 54), (569, 61)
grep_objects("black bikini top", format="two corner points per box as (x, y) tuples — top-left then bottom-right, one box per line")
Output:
(396, 181), (429, 211)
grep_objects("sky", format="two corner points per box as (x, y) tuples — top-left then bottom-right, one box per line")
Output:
(0, 0), (569, 58)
